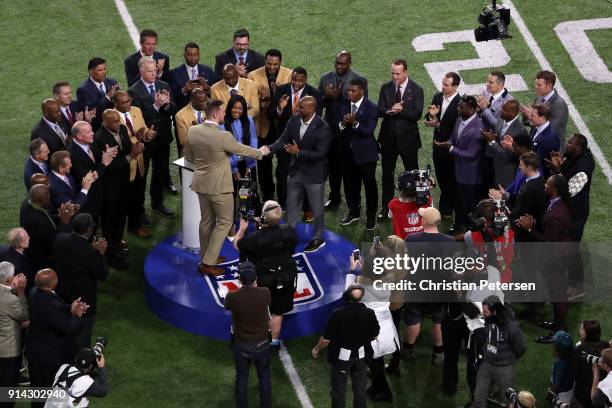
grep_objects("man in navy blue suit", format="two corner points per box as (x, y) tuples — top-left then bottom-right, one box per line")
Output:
(53, 81), (85, 135)
(337, 78), (379, 230)
(30, 99), (68, 154)
(527, 103), (560, 179)
(48, 150), (96, 211)
(435, 95), (485, 232)
(169, 42), (214, 109)
(24, 139), (50, 191)
(214, 28), (264, 81)
(124, 29), (170, 87)
(76, 57), (119, 132)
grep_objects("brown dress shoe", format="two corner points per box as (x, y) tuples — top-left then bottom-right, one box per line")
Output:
(302, 211), (314, 222)
(198, 263), (224, 276)
(133, 227), (151, 237)
(216, 256), (226, 264)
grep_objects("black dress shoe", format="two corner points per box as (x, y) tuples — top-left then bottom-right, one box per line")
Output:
(304, 239), (325, 253)
(107, 255), (129, 270)
(166, 184), (178, 194)
(365, 214), (376, 230)
(538, 321), (555, 330)
(339, 214), (360, 226)
(370, 392), (393, 402)
(535, 332), (556, 344)
(324, 199), (340, 211)
(152, 204), (174, 218)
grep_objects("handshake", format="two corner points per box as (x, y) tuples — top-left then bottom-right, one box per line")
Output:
(258, 146), (271, 156)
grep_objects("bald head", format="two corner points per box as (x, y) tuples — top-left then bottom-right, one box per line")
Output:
(7, 227), (28, 250)
(42, 99), (62, 123)
(500, 99), (520, 122)
(112, 90), (132, 113)
(223, 64), (239, 87)
(29, 184), (50, 206)
(35, 268), (58, 290)
(102, 109), (121, 133)
(30, 173), (48, 187)
(298, 96), (317, 120)
(335, 51), (352, 75)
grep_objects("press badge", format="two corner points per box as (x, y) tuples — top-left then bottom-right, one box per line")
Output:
(486, 343), (498, 355)
(339, 348), (351, 361)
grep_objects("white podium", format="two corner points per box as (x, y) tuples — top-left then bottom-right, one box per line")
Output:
(173, 157), (200, 251)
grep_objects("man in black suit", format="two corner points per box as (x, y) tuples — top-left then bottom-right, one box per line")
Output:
(26, 268), (87, 405)
(424, 72), (461, 217)
(318, 51), (369, 211)
(337, 78), (379, 230)
(169, 42), (214, 109)
(68, 120), (116, 222)
(481, 100), (528, 188)
(128, 56), (178, 217)
(20, 185), (75, 272)
(48, 150), (95, 211)
(0, 227), (34, 294)
(267, 96), (331, 252)
(214, 28), (264, 81)
(54, 213), (108, 349)
(76, 57), (119, 132)
(268, 67), (323, 208)
(124, 29), (170, 87)
(53, 81), (83, 135)
(94, 110), (142, 270)
(31, 99), (68, 153)
(526, 104), (560, 179)
(24, 139), (50, 191)
(377, 59), (424, 220)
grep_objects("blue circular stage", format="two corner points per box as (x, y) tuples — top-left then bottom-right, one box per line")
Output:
(144, 223), (355, 340)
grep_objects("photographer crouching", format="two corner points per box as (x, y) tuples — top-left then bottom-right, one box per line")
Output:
(233, 200), (298, 354)
(45, 339), (108, 407)
(590, 348), (612, 408)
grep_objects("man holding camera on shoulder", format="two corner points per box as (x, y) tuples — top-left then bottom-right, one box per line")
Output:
(591, 348), (612, 408)
(233, 200), (297, 355)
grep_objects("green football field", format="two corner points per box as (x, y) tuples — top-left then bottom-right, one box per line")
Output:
(1, 1), (611, 406)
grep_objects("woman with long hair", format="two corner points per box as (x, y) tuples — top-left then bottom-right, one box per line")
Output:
(220, 94), (258, 182)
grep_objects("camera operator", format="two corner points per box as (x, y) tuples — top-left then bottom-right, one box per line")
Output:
(387, 170), (433, 239)
(506, 388), (536, 408)
(234, 200), (297, 354)
(45, 348), (107, 407)
(464, 199), (515, 283)
(591, 348), (612, 408)
(472, 295), (525, 408)
(574, 320), (609, 408)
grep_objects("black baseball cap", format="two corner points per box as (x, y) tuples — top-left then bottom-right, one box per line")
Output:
(75, 348), (96, 370)
(238, 261), (257, 284)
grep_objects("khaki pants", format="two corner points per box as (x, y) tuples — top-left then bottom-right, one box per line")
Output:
(197, 192), (234, 265)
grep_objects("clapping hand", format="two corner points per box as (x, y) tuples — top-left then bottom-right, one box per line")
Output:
(129, 142), (144, 159)
(501, 135), (514, 151)
(11, 273), (27, 296)
(106, 84), (120, 99)
(154, 89), (170, 109)
(545, 151), (564, 173)
(70, 297), (90, 317)
(58, 202), (78, 224)
(427, 104), (440, 117)
(476, 94), (490, 110)
(481, 129), (497, 142)
(156, 58), (166, 74)
(81, 171), (97, 190)
(387, 100), (403, 115)
(342, 113), (356, 126)
(278, 94), (290, 112)
(516, 214), (535, 231)
(488, 184), (506, 200)
(236, 64), (248, 78)
(91, 237), (108, 255)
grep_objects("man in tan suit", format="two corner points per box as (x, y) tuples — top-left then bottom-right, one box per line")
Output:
(0, 262), (29, 389)
(174, 88), (207, 155)
(183, 100), (269, 275)
(210, 64), (259, 118)
(112, 90), (155, 237)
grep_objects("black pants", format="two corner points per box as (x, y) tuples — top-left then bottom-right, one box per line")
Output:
(233, 341), (271, 408)
(330, 358), (368, 408)
(75, 314), (95, 351)
(28, 360), (58, 408)
(258, 141), (275, 201)
(442, 315), (483, 399)
(568, 213), (588, 287)
(0, 356), (20, 408)
(433, 149), (455, 216)
(343, 159), (378, 217)
(275, 152), (310, 212)
(327, 134), (343, 204)
(101, 183), (128, 257)
(454, 182), (481, 229)
(144, 143), (169, 207)
(381, 147), (419, 211)
(127, 170), (147, 229)
(368, 357), (392, 397)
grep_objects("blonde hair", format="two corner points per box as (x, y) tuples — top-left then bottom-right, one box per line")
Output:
(261, 200), (282, 226)
(518, 391), (536, 408)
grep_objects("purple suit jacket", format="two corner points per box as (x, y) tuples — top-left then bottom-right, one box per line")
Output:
(450, 115), (485, 185)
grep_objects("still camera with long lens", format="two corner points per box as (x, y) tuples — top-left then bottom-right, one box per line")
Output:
(238, 177), (258, 221)
(93, 336), (107, 366)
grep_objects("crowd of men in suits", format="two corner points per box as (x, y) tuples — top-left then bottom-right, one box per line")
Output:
(0, 25), (600, 407)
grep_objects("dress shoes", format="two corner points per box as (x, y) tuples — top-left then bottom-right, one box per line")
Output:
(339, 214), (360, 226)
(324, 199), (340, 211)
(198, 263), (224, 276)
(107, 255), (129, 271)
(365, 214), (376, 230)
(535, 332), (556, 344)
(567, 286), (585, 301)
(377, 210), (387, 221)
(130, 226), (151, 238)
(304, 239), (325, 253)
(166, 184), (178, 195)
(538, 321), (555, 330)
(302, 211), (314, 222)
(152, 204), (174, 218)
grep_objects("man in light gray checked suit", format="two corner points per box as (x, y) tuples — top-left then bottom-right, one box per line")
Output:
(476, 70), (513, 129)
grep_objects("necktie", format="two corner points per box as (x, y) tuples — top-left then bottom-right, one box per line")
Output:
(63, 175), (73, 190)
(500, 122), (509, 137)
(197, 111), (202, 124)
(54, 125), (66, 144)
(395, 86), (401, 103)
(99, 83), (105, 97)
(230, 89), (238, 96)
(191, 68), (197, 80)
(40, 162), (49, 175)
(124, 113), (135, 136)
(488, 95), (494, 106)
(87, 147), (95, 162)
(292, 92), (299, 114)
(238, 56), (245, 66)
(351, 103), (357, 114)
(148, 85), (156, 100)
(65, 108), (73, 124)
(458, 122), (466, 140)
(540, 96), (546, 104)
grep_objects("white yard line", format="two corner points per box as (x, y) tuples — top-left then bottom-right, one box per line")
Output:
(503, 0), (612, 185)
(113, 0), (140, 49)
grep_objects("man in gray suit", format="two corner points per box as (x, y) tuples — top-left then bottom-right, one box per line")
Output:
(0, 262), (28, 391)
(521, 70), (568, 151)
(267, 96), (331, 253)
(481, 100), (528, 188)
(318, 51), (368, 210)
(476, 70), (513, 129)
